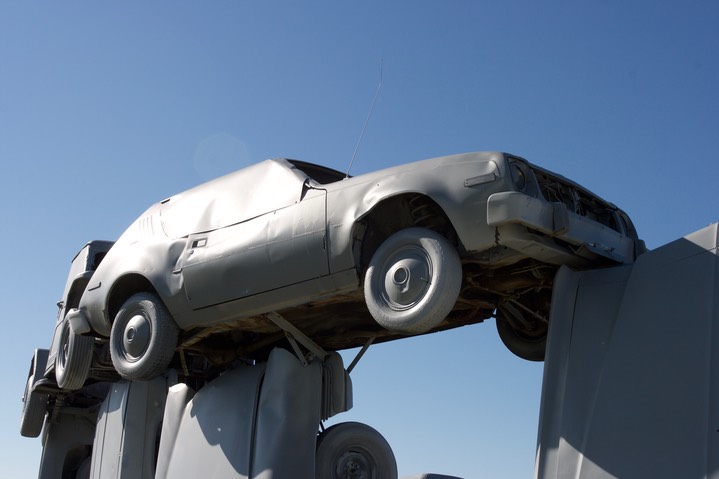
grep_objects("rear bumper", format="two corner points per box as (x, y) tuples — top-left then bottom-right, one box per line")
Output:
(67, 308), (92, 335)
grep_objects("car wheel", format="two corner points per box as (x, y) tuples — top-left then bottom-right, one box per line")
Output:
(316, 422), (397, 479)
(495, 301), (547, 362)
(20, 375), (48, 438)
(56, 320), (93, 390)
(364, 227), (462, 334)
(110, 292), (179, 381)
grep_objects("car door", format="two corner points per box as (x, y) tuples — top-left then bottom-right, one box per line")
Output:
(163, 160), (328, 310)
(180, 189), (328, 309)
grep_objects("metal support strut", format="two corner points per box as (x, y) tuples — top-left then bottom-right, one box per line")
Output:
(265, 312), (328, 365)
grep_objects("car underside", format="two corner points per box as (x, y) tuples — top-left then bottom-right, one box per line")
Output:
(165, 256), (546, 372)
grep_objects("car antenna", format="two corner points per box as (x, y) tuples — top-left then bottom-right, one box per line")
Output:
(346, 60), (383, 178)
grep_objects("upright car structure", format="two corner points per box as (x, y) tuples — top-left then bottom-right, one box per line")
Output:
(44, 151), (643, 389)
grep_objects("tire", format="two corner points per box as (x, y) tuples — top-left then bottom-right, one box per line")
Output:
(56, 320), (93, 390)
(316, 422), (397, 479)
(20, 375), (48, 438)
(495, 301), (547, 362)
(110, 292), (179, 381)
(364, 227), (462, 334)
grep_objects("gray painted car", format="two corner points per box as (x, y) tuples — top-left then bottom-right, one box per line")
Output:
(47, 240), (115, 390)
(20, 242), (117, 434)
(56, 151), (644, 386)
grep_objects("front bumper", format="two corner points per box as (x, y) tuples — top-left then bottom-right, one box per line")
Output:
(486, 191), (635, 265)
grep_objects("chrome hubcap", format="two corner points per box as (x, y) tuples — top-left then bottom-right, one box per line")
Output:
(123, 314), (151, 360)
(381, 246), (431, 310)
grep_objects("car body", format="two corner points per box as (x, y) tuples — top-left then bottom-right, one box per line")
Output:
(44, 241), (116, 389)
(59, 152), (643, 384)
(20, 347), (109, 441)
(21, 243), (117, 434)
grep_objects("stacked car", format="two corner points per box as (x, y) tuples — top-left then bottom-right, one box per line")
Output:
(21, 152), (644, 477)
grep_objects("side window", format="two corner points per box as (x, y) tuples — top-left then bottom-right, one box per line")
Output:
(92, 252), (107, 270)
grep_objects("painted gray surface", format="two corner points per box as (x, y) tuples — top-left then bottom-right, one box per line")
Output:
(38, 406), (97, 479)
(46, 241), (114, 377)
(163, 351), (317, 479)
(90, 379), (168, 479)
(536, 223), (719, 478)
(88, 349), (323, 479)
(72, 152), (639, 353)
(27, 151), (654, 478)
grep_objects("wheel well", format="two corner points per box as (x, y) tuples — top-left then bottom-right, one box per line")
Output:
(355, 193), (458, 269)
(107, 274), (156, 323)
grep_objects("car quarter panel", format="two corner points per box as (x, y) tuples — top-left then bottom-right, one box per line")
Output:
(79, 208), (187, 337)
(324, 152), (516, 272)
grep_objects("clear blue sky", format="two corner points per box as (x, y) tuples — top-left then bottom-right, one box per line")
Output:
(1, 2), (717, 478)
